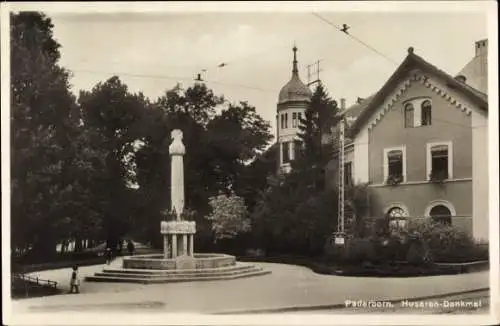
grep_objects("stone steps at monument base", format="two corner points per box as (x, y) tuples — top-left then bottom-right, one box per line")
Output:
(94, 265), (259, 279)
(85, 267), (270, 284)
(102, 264), (255, 275)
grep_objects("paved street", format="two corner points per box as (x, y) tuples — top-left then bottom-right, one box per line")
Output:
(10, 259), (489, 315)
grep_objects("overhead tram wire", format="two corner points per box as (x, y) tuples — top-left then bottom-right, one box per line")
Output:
(311, 12), (400, 67)
(72, 68), (280, 94)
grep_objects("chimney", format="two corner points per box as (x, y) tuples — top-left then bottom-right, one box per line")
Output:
(340, 98), (346, 110)
(455, 75), (467, 83)
(475, 39), (487, 57)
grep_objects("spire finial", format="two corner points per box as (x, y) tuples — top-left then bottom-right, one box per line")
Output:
(292, 44), (298, 74)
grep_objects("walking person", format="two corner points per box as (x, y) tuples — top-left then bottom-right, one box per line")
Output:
(69, 266), (80, 294)
(105, 247), (113, 265)
(127, 240), (135, 256)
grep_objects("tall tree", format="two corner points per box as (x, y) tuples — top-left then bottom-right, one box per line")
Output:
(78, 76), (152, 246)
(293, 83), (341, 189)
(11, 12), (85, 257)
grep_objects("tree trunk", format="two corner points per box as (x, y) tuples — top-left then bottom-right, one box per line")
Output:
(74, 238), (83, 252)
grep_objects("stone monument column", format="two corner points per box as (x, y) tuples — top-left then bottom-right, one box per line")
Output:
(169, 130), (185, 221)
(169, 129), (185, 259)
(160, 129), (197, 267)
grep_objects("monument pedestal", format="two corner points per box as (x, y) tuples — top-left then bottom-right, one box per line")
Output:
(175, 255), (196, 270)
(161, 220), (196, 259)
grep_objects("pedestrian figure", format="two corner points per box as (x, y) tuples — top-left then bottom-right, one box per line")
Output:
(127, 240), (135, 256)
(105, 247), (112, 265)
(69, 266), (80, 294)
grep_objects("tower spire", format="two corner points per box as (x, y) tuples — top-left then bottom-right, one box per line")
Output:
(292, 44), (298, 75)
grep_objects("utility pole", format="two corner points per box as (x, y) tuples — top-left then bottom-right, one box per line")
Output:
(306, 59), (322, 87)
(194, 69), (207, 83)
(335, 117), (346, 246)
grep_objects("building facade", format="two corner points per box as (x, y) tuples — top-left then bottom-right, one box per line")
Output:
(326, 41), (489, 241)
(276, 46), (312, 174)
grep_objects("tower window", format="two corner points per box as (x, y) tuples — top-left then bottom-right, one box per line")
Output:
(284, 113), (288, 129)
(282, 142), (291, 164)
(297, 112), (302, 125)
(294, 140), (302, 160)
(292, 112), (298, 127)
(280, 114), (285, 129)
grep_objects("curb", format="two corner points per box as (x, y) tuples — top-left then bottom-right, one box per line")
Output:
(212, 287), (490, 314)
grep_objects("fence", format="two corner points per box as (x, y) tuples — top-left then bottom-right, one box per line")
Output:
(13, 273), (58, 289)
(12, 273), (59, 298)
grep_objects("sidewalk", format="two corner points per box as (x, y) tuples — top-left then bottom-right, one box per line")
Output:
(10, 262), (490, 315)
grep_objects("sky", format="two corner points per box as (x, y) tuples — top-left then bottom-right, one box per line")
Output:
(46, 9), (488, 141)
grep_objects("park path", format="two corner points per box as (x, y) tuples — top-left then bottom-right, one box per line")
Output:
(9, 260), (489, 315)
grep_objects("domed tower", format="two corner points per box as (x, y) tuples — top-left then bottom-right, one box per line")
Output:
(276, 45), (312, 174)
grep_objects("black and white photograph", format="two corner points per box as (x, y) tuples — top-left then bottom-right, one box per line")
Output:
(1, 1), (499, 325)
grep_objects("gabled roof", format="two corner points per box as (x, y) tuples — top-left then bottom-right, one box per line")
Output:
(346, 47), (488, 139)
(340, 94), (376, 121)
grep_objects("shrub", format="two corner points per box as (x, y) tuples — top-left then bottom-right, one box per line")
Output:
(406, 219), (487, 263)
(343, 237), (378, 264)
(206, 193), (251, 243)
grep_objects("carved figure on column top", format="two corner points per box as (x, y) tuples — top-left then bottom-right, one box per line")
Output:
(169, 129), (185, 155)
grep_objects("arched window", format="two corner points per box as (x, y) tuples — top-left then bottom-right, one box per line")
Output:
(429, 204), (452, 225)
(404, 103), (414, 128)
(421, 100), (432, 126)
(387, 206), (409, 231)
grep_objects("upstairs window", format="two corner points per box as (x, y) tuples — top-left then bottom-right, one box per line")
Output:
(404, 103), (414, 128)
(388, 150), (403, 178)
(297, 112), (302, 125)
(429, 144), (449, 181)
(404, 98), (432, 128)
(292, 112), (298, 127)
(421, 100), (432, 126)
(284, 113), (288, 129)
(282, 142), (291, 164)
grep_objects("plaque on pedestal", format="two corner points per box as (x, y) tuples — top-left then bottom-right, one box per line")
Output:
(175, 255), (196, 270)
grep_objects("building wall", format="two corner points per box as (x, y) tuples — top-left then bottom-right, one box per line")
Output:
(368, 79), (473, 185)
(353, 127), (369, 184)
(472, 110), (489, 240)
(370, 181), (473, 233)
